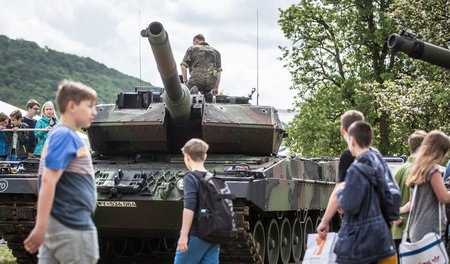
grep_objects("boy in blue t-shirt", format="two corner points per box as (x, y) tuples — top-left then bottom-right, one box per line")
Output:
(174, 138), (220, 264)
(24, 80), (98, 263)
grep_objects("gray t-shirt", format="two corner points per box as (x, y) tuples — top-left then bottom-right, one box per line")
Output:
(409, 165), (446, 242)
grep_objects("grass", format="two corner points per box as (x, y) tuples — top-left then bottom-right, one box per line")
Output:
(0, 246), (17, 264)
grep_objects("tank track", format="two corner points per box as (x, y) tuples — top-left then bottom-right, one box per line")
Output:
(220, 199), (262, 264)
(0, 194), (37, 264)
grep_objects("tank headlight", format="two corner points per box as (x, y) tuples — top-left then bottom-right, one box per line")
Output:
(176, 178), (184, 191)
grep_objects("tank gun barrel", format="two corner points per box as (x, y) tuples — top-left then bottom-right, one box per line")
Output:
(141, 22), (191, 122)
(388, 32), (450, 69)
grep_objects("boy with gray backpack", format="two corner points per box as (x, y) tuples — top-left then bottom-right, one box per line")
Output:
(175, 138), (235, 264)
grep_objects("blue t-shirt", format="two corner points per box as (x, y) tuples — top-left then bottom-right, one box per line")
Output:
(38, 124), (97, 230)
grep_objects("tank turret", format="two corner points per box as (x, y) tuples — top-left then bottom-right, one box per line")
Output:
(87, 21), (286, 155)
(141, 22), (192, 123)
(388, 31), (450, 69)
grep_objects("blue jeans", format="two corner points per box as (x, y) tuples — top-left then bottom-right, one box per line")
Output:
(174, 235), (220, 264)
(6, 154), (23, 168)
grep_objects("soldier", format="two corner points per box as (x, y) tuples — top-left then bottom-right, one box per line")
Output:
(181, 34), (222, 96)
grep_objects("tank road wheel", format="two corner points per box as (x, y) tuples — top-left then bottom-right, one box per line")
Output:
(252, 220), (266, 262)
(99, 238), (111, 259)
(303, 216), (314, 257)
(315, 215), (321, 231)
(279, 218), (291, 264)
(147, 238), (161, 253)
(290, 217), (302, 263)
(130, 238), (145, 256)
(265, 219), (279, 264)
(163, 237), (177, 252)
(111, 238), (128, 256)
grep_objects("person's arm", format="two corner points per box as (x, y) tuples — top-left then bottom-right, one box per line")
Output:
(181, 65), (188, 84)
(34, 121), (48, 139)
(212, 71), (221, 96)
(430, 171), (450, 204)
(399, 200), (411, 214)
(177, 208), (195, 253)
(24, 168), (63, 253)
(317, 183), (342, 238)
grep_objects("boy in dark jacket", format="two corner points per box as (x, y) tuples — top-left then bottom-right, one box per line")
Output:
(334, 121), (396, 263)
(6, 110), (28, 163)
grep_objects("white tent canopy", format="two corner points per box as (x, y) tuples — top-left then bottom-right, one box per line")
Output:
(0, 100), (90, 149)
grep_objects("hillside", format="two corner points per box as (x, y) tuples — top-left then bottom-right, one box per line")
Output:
(0, 35), (153, 108)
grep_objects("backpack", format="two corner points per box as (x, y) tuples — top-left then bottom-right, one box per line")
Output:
(191, 171), (236, 244)
(357, 151), (402, 224)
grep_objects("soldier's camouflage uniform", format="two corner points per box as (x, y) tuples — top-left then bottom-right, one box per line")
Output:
(181, 42), (222, 94)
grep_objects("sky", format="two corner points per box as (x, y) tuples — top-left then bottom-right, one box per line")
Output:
(0, 0), (298, 111)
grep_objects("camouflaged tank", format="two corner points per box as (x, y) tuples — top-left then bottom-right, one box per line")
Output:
(0, 22), (414, 264)
(85, 21), (341, 264)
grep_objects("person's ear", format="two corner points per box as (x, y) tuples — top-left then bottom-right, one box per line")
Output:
(185, 154), (191, 162)
(203, 153), (207, 161)
(349, 136), (355, 147)
(340, 126), (345, 136)
(66, 101), (75, 112)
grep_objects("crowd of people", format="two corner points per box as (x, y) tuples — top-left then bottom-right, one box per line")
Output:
(0, 100), (59, 163)
(317, 110), (450, 263)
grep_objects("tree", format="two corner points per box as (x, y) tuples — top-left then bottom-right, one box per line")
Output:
(0, 35), (152, 109)
(369, 0), (450, 153)
(279, 0), (398, 156)
(279, 0), (449, 157)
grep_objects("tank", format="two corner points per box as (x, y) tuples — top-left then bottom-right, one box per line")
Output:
(0, 22), (341, 264)
(388, 31), (450, 69)
(86, 21), (341, 264)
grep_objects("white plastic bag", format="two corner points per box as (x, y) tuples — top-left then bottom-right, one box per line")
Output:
(303, 232), (338, 264)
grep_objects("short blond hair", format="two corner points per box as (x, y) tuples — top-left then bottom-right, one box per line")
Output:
(56, 80), (97, 114)
(181, 138), (209, 162)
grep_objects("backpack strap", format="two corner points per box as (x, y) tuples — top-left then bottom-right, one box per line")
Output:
(403, 169), (444, 242)
(190, 171), (236, 200)
(402, 185), (418, 242)
(191, 170), (207, 179)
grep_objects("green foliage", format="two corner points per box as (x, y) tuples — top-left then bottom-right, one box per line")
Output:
(369, 0), (450, 152)
(0, 246), (16, 263)
(279, 0), (449, 157)
(0, 35), (152, 109)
